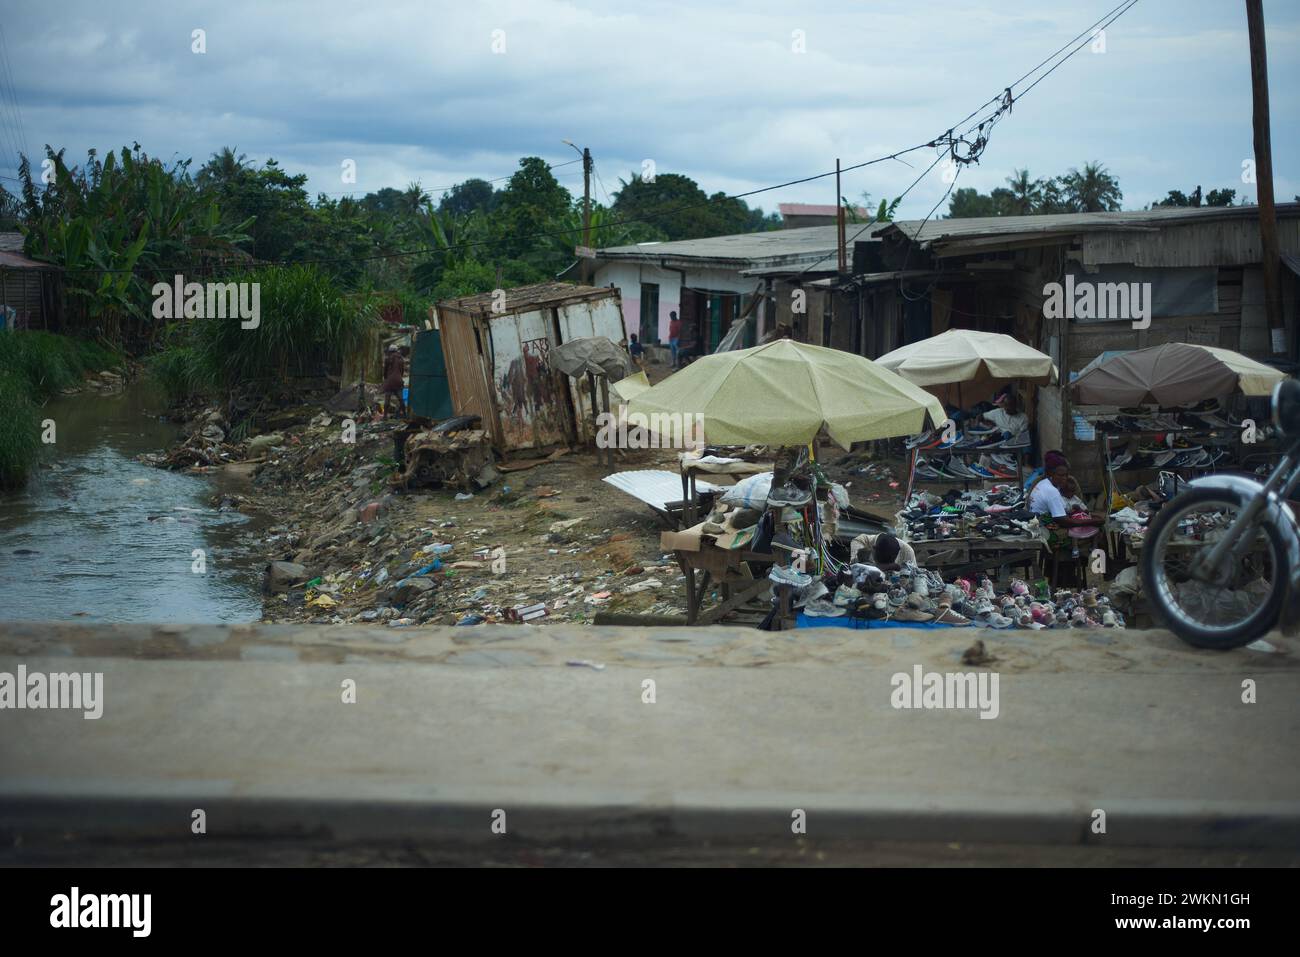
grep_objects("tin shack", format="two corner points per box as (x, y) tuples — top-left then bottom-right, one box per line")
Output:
(434, 282), (627, 453)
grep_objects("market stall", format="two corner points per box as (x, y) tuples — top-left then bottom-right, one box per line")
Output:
(623, 339), (945, 626)
(878, 328), (1057, 579)
(1070, 342), (1288, 569)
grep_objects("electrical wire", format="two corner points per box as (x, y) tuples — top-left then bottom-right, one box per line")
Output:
(33, 0), (1144, 276)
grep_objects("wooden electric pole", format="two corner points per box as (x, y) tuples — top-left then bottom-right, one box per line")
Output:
(564, 140), (594, 285)
(1246, 0), (1285, 354)
(836, 158), (847, 275)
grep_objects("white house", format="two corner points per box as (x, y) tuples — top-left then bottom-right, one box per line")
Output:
(569, 225), (845, 357)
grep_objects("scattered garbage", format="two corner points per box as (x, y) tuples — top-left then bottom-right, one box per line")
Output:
(506, 602), (549, 623)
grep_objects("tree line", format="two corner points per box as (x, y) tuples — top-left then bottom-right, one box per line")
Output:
(944, 161), (1257, 219)
(0, 145), (783, 349)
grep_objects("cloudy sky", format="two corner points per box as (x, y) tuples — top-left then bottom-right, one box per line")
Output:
(0, 0), (1296, 220)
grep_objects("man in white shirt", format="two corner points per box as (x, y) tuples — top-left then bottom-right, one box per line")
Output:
(1027, 469), (1068, 518)
(1029, 464), (1102, 528)
(981, 391), (1028, 438)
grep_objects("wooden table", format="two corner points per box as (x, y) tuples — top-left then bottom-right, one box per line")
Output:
(674, 543), (778, 625)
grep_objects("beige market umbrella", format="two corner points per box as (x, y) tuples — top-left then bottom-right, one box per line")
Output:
(625, 339), (945, 449)
(876, 328), (1056, 387)
(1069, 342), (1286, 406)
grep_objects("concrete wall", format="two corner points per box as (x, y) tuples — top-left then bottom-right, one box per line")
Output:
(592, 260), (763, 344)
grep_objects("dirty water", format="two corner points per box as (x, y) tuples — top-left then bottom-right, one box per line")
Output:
(0, 383), (267, 623)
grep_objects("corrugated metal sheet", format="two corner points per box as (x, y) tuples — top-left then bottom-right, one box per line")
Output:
(441, 281), (613, 318)
(439, 307), (499, 444)
(1078, 217), (1300, 268)
(559, 298), (627, 438)
(0, 250), (55, 269)
(595, 224), (845, 265)
(437, 283), (632, 454)
(489, 308), (570, 450)
(879, 202), (1300, 249)
(602, 469), (722, 512)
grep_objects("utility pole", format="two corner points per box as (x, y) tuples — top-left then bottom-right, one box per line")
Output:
(582, 147), (592, 286)
(836, 158), (846, 275)
(564, 140), (594, 285)
(1246, 0), (1285, 354)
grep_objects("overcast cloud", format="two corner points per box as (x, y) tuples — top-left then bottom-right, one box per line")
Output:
(0, 0), (1296, 219)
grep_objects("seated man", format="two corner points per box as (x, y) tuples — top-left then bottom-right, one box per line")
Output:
(849, 531), (917, 571)
(1028, 463), (1101, 528)
(978, 390), (1029, 443)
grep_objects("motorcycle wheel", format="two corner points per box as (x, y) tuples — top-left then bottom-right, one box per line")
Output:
(1141, 486), (1287, 649)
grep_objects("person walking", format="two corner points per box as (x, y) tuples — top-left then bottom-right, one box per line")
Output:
(382, 345), (406, 418)
(668, 311), (682, 369)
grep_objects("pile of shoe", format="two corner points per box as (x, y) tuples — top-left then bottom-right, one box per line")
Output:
(908, 427), (1028, 483)
(898, 486), (1039, 543)
(1107, 438), (1232, 472)
(1091, 406), (1254, 435)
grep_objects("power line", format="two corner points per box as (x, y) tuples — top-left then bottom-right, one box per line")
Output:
(37, 0), (1144, 275)
(0, 24), (30, 170)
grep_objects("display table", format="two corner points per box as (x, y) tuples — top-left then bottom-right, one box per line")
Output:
(671, 543), (778, 625)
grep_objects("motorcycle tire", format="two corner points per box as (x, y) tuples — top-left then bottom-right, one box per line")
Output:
(1141, 486), (1287, 649)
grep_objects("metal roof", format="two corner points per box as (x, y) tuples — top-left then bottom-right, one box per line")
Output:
(876, 202), (1300, 248)
(0, 249), (56, 270)
(779, 203), (870, 218)
(0, 233), (62, 270)
(596, 224), (853, 268)
(602, 469), (722, 512)
(436, 281), (616, 317)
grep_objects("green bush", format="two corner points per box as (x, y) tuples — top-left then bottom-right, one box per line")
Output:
(0, 373), (41, 490)
(0, 330), (119, 402)
(180, 264), (376, 393)
(0, 332), (118, 488)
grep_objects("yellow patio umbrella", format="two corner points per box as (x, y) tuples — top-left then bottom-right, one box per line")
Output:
(876, 327), (1056, 407)
(624, 339), (945, 450)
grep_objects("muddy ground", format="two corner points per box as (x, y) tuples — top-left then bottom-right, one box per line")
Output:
(187, 406), (908, 630)
(139, 374), (910, 631)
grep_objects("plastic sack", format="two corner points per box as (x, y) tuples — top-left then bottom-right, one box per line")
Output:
(719, 471), (773, 509)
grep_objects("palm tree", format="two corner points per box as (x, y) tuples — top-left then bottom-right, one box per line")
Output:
(1005, 169), (1043, 215)
(197, 147), (248, 188)
(402, 181), (431, 215)
(1061, 162), (1123, 213)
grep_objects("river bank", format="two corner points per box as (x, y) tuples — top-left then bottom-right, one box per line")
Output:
(0, 379), (268, 623)
(154, 397), (703, 627)
(0, 331), (122, 489)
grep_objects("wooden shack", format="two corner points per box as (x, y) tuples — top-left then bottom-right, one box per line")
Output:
(433, 282), (626, 454)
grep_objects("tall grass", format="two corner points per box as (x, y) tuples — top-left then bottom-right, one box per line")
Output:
(147, 265), (376, 403)
(0, 331), (120, 489)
